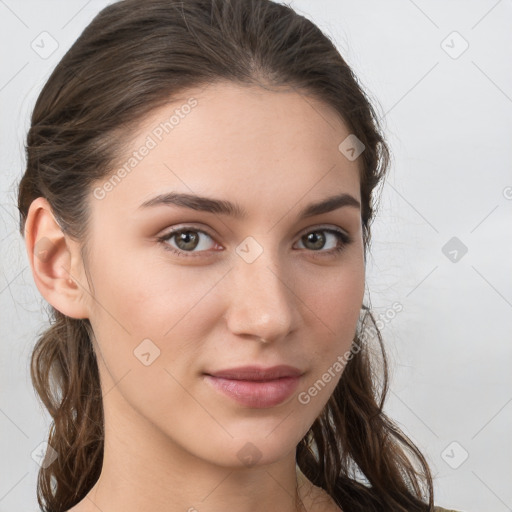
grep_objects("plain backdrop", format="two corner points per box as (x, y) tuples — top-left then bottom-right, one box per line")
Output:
(1, 1), (511, 511)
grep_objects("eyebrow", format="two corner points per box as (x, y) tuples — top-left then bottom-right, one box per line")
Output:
(138, 191), (360, 219)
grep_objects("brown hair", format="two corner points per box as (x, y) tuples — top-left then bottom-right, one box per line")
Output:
(17, 0), (434, 510)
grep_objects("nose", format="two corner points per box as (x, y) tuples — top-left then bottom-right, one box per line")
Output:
(225, 247), (296, 344)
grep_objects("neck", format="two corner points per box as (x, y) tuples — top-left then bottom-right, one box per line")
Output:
(75, 387), (322, 512)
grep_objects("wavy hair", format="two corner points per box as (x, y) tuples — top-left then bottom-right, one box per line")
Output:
(17, 0), (434, 510)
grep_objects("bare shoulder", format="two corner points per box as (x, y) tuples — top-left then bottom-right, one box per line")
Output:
(64, 505), (80, 512)
(296, 472), (342, 512)
(63, 501), (89, 512)
(304, 487), (342, 512)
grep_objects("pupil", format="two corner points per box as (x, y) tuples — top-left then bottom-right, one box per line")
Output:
(306, 231), (325, 250)
(177, 231), (198, 250)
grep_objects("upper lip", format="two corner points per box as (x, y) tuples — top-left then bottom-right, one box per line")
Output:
(206, 365), (303, 381)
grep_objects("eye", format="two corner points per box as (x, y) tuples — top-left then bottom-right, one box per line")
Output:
(295, 227), (352, 257)
(157, 225), (352, 258)
(157, 227), (219, 258)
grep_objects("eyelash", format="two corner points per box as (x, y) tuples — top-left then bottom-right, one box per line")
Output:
(156, 225), (352, 259)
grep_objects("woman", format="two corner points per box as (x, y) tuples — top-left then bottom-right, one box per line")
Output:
(18, 0), (462, 511)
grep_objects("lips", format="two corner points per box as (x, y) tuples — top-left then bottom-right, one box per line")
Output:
(204, 365), (304, 408)
(206, 365), (303, 380)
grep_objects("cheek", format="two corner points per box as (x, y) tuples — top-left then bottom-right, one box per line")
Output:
(84, 245), (230, 396)
(303, 262), (364, 339)
(296, 263), (364, 399)
(84, 251), (222, 422)
(86, 244), (220, 338)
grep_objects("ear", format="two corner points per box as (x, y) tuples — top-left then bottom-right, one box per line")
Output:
(24, 197), (90, 319)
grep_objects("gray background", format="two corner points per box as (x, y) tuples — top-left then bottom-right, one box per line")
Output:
(1, 0), (511, 510)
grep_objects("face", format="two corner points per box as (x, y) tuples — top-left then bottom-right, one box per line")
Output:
(82, 81), (365, 468)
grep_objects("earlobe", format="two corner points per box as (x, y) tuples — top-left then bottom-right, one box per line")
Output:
(25, 197), (90, 319)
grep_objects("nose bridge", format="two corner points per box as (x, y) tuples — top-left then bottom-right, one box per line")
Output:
(227, 240), (295, 341)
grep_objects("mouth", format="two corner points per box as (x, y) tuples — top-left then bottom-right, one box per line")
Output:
(204, 365), (304, 408)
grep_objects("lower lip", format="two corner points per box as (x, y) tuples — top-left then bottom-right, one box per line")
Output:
(204, 375), (301, 408)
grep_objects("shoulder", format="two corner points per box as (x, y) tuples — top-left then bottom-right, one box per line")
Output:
(434, 507), (464, 512)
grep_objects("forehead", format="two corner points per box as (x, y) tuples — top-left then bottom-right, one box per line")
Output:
(93, 81), (361, 215)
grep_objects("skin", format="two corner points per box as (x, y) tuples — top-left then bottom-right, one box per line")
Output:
(25, 81), (366, 512)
